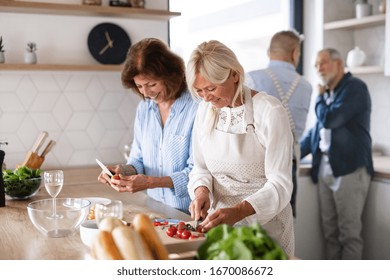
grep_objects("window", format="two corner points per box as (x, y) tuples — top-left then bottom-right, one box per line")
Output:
(169, 0), (291, 72)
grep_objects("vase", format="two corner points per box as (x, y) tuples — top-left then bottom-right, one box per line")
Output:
(24, 52), (37, 64)
(0, 52), (4, 63)
(355, 3), (372, 18)
(346, 47), (366, 68)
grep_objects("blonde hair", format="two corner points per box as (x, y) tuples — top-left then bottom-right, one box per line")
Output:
(186, 40), (245, 107)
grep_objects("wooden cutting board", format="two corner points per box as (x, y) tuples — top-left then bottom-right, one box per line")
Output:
(154, 221), (206, 259)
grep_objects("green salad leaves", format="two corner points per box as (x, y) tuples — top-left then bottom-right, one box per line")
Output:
(3, 166), (42, 198)
(196, 223), (288, 260)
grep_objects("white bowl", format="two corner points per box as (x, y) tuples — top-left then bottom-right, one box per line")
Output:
(27, 198), (91, 238)
(80, 219), (99, 247)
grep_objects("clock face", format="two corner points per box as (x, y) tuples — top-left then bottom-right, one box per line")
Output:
(88, 22), (131, 65)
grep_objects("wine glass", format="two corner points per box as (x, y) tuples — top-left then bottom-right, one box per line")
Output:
(44, 170), (64, 219)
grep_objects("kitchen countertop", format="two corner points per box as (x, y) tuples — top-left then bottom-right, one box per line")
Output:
(0, 167), (192, 260)
(299, 155), (390, 180)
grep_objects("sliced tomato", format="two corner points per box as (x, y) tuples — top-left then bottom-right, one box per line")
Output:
(177, 221), (186, 231)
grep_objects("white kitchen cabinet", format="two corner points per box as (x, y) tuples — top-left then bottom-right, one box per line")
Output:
(295, 176), (325, 260)
(362, 178), (390, 259)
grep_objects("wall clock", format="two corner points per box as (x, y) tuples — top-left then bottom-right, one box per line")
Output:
(87, 22), (131, 64)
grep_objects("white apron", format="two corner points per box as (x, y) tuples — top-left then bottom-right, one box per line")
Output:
(202, 88), (294, 256)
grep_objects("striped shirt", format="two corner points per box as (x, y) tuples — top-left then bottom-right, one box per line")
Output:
(127, 91), (198, 214)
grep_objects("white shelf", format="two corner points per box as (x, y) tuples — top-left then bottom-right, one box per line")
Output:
(0, 63), (123, 71)
(324, 14), (385, 30)
(0, 0), (180, 20)
(346, 65), (384, 75)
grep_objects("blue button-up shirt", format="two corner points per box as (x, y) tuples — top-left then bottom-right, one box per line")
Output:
(246, 61), (312, 141)
(127, 91), (198, 214)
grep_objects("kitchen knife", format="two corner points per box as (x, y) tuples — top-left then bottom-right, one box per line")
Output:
(31, 131), (48, 154)
(40, 140), (56, 157)
(96, 158), (113, 178)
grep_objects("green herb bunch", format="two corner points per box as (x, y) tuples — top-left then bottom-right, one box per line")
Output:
(196, 223), (288, 260)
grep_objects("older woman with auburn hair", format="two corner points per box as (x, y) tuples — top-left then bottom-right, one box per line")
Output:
(186, 40), (295, 256)
(98, 38), (198, 214)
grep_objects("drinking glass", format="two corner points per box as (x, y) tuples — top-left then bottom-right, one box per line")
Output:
(43, 170), (64, 219)
(94, 200), (123, 227)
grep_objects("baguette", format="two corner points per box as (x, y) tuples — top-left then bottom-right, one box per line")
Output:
(111, 226), (153, 260)
(92, 230), (123, 260)
(132, 213), (169, 260)
(98, 216), (125, 232)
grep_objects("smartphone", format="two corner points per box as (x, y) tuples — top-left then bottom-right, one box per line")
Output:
(95, 158), (113, 178)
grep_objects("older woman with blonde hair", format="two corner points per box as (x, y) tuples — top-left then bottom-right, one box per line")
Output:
(186, 40), (295, 256)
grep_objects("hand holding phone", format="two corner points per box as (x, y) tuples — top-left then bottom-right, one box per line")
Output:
(96, 158), (114, 178)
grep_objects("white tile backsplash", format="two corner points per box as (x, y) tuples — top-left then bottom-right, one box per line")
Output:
(0, 72), (139, 169)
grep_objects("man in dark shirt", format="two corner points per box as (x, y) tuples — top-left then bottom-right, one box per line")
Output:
(300, 48), (373, 260)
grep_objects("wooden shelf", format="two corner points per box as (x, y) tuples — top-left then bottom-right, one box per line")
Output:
(346, 65), (384, 74)
(0, 63), (123, 71)
(324, 14), (385, 30)
(0, 0), (180, 20)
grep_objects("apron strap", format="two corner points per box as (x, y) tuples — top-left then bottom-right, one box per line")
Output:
(244, 86), (255, 133)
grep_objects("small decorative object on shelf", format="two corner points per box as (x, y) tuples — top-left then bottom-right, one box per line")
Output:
(346, 46), (366, 68)
(130, 0), (145, 8)
(0, 36), (5, 64)
(82, 0), (102, 5)
(354, 0), (372, 18)
(109, 0), (132, 7)
(24, 42), (37, 64)
(379, 0), (386, 14)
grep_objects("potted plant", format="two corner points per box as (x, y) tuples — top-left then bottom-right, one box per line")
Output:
(24, 42), (37, 64)
(0, 36), (5, 64)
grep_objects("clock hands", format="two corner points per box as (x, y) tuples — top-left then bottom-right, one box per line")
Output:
(99, 31), (114, 55)
(99, 40), (114, 55)
(105, 31), (114, 47)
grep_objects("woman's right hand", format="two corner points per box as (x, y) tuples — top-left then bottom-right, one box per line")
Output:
(97, 165), (121, 185)
(189, 186), (210, 222)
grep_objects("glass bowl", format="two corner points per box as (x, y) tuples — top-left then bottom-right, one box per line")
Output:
(27, 198), (91, 238)
(4, 177), (42, 200)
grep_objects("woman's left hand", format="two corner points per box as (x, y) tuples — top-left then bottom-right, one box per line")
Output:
(199, 207), (241, 232)
(110, 174), (150, 193)
(199, 201), (255, 232)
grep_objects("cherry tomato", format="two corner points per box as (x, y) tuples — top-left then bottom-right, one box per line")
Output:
(176, 229), (183, 236)
(196, 225), (203, 233)
(166, 226), (177, 237)
(112, 174), (120, 180)
(153, 221), (161, 226)
(188, 234), (198, 240)
(177, 221), (186, 231)
(181, 230), (191, 239)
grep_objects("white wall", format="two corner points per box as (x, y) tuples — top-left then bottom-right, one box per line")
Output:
(0, 0), (171, 169)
